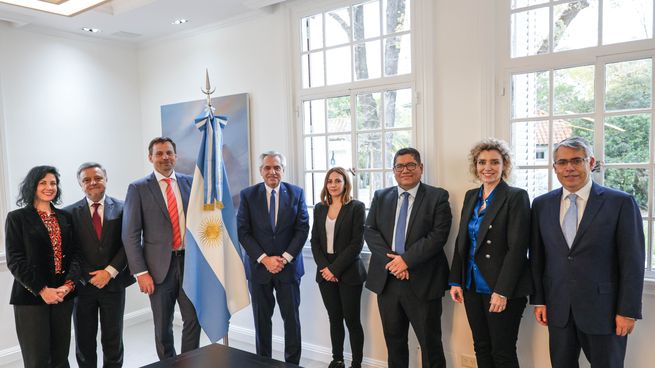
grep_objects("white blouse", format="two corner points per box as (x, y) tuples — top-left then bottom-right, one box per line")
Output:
(325, 216), (337, 254)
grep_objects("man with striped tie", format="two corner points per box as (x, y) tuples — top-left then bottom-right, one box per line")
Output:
(122, 137), (201, 360)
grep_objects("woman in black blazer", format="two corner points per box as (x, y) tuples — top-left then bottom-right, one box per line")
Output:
(310, 167), (366, 368)
(5, 165), (79, 368)
(448, 139), (532, 368)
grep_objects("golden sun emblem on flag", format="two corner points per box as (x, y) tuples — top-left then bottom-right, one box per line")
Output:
(199, 216), (223, 247)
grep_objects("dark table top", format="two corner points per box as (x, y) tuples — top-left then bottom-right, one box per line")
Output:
(141, 344), (301, 368)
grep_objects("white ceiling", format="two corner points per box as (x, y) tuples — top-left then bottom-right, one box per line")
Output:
(0, 0), (287, 44)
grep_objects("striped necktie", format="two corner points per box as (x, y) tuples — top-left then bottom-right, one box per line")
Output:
(163, 178), (182, 250)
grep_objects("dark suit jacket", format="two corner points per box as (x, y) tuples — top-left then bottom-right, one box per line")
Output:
(365, 183), (452, 301)
(310, 200), (367, 285)
(64, 196), (135, 292)
(530, 182), (645, 335)
(122, 172), (192, 284)
(5, 206), (80, 305)
(449, 180), (532, 298)
(237, 182), (309, 284)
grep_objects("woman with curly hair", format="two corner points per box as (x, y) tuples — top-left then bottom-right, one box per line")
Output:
(5, 165), (80, 368)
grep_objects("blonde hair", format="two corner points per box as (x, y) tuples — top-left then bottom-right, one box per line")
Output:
(468, 138), (513, 180)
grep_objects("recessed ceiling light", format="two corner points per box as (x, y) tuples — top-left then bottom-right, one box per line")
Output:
(82, 27), (101, 33)
(0, 0), (109, 17)
(172, 18), (189, 25)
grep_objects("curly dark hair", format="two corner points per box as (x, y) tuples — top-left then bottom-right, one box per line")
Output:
(16, 165), (62, 207)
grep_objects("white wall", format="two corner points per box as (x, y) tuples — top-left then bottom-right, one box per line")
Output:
(137, 9), (294, 181)
(0, 23), (148, 363)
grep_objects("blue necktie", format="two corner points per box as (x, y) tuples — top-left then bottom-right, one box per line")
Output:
(269, 189), (276, 231)
(562, 193), (578, 247)
(394, 192), (410, 254)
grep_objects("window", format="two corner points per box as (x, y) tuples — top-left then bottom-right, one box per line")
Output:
(297, 0), (414, 213)
(511, 0), (653, 58)
(506, 0), (655, 276)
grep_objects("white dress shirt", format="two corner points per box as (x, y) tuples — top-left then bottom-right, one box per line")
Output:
(391, 183), (420, 252)
(559, 179), (593, 228)
(257, 184), (293, 264)
(85, 195), (118, 278)
(154, 170), (187, 249)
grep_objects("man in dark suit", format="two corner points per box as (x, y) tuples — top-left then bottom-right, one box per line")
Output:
(237, 151), (309, 365)
(64, 162), (135, 368)
(531, 137), (645, 368)
(122, 137), (201, 360)
(365, 147), (452, 368)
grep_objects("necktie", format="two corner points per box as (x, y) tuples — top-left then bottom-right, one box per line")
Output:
(394, 192), (410, 254)
(163, 178), (182, 250)
(562, 193), (578, 247)
(91, 202), (102, 240)
(269, 189), (276, 231)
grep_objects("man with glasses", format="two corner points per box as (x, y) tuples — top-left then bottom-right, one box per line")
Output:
(531, 136), (644, 368)
(365, 147), (452, 368)
(65, 162), (134, 367)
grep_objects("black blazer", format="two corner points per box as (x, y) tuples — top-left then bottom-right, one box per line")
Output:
(64, 196), (135, 292)
(365, 183), (452, 301)
(310, 200), (367, 285)
(449, 180), (532, 298)
(5, 206), (80, 305)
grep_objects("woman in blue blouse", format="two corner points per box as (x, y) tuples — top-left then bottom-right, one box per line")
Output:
(448, 139), (532, 368)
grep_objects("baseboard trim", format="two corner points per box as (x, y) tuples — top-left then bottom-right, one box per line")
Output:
(226, 325), (388, 368)
(0, 345), (21, 366)
(0, 307), (153, 367)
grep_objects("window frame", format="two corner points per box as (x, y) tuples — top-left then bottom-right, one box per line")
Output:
(291, 0), (420, 208)
(499, 0), (655, 278)
(0, 77), (8, 264)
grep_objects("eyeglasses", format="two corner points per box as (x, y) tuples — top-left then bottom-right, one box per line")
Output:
(553, 157), (588, 168)
(393, 162), (419, 172)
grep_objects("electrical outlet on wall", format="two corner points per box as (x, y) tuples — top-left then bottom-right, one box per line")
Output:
(461, 354), (477, 368)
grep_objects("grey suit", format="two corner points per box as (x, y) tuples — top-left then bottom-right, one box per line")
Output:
(122, 172), (200, 359)
(65, 196), (134, 368)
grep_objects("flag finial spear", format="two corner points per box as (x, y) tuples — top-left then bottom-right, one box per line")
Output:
(201, 68), (216, 107)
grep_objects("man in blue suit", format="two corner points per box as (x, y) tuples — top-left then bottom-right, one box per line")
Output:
(122, 137), (200, 360)
(237, 151), (309, 365)
(531, 137), (644, 368)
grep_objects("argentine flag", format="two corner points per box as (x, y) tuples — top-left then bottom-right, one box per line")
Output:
(183, 105), (250, 342)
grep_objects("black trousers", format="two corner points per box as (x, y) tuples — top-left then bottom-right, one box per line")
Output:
(318, 281), (364, 365)
(462, 289), (527, 368)
(249, 277), (302, 364)
(377, 277), (446, 368)
(14, 299), (74, 368)
(548, 311), (628, 368)
(74, 286), (126, 368)
(149, 252), (201, 360)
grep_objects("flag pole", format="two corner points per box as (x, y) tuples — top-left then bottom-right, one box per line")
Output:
(200, 69), (230, 347)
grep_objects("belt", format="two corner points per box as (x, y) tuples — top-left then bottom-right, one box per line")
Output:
(172, 249), (185, 256)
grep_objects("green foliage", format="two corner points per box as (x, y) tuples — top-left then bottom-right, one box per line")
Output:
(544, 60), (651, 211)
